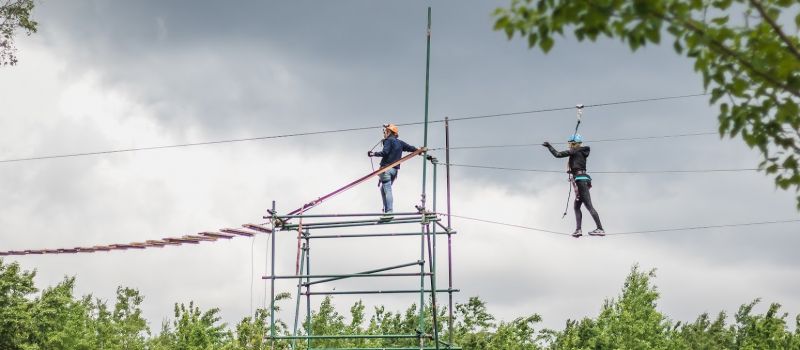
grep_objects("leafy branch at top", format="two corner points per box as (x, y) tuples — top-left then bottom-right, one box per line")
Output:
(494, 0), (800, 209)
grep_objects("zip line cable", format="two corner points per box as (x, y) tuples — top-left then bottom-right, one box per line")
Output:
(607, 219), (800, 236)
(446, 163), (766, 174)
(428, 92), (708, 124)
(0, 125), (380, 164)
(448, 213), (800, 237)
(447, 214), (569, 236)
(428, 131), (719, 151)
(0, 93), (708, 164)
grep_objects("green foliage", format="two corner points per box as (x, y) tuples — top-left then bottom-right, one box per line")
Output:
(733, 299), (797, 349)
(454, 296), (544, 349)
(671, 312), (735, 349)
(494, 0), (800, 209)
(549, 265), (671, 349)
(27, 277), (96, 349)
(150, 301), (232, 350)
(2, 259), (800, 349)
(0, 0), (38, 66)
(0, 259), (37, 350)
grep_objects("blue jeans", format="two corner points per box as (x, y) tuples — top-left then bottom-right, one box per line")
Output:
(380, 168), (398, 213)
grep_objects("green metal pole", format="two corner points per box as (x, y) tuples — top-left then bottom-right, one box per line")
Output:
(292, 243), (307, 350)
(420, 6), (432, 210)
(305, 261), (423, 286)
(419, 8), (432, 350)
(302, 289), (459, 296)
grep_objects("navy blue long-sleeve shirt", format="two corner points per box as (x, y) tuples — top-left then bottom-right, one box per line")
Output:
(373, 135), (417, 169)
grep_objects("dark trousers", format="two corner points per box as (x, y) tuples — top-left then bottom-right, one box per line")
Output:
(574, 180), (603, 230)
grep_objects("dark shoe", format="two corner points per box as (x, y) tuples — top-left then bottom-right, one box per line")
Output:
(571, 229), (582, 238)
(588, 228), (605, 236)
(379, 213), (394, 222)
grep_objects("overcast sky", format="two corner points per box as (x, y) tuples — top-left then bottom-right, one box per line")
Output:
(2, 0), (799, 334)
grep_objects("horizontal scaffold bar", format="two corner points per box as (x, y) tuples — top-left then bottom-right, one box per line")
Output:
(307, 231), (457, 239)
(286, 217), (423, 228)
(302, 288), (460, 296)
(282, 217), (439, 231)
(262, 272), (431, 280)
(271, 212), (423, 219)
(305, 261), (423, 286)
(268, 334), (426, 340)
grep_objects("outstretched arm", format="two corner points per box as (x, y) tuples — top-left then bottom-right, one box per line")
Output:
(542, 142), (571, 158)
(399, 140), (418, 153)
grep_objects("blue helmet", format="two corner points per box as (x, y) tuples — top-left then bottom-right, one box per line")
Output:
(568, 133), (583, 143)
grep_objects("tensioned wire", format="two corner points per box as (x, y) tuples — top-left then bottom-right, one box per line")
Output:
(428, 131), (719, 151)
(443, 163), (768, 174)
(0, 93), (708, 164)
(446, 214), (800, 237)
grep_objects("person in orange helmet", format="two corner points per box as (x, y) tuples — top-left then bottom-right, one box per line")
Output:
(368, 124), (420, 220)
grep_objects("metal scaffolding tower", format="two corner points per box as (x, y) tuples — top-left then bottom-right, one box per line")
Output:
(261, 8), (459, 349)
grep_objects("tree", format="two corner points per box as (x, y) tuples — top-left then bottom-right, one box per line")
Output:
(493, 0), (800, 209)
(149, 301), (232, 350)
(0, 259), (37, 350)
(732, 299), (797, 349)
(671, 312), (735, 349)
(93, 287), (149, 350)
(0, 0), (37, 66)
(27, 277), (96, 350)
(549, 265), (672, 349)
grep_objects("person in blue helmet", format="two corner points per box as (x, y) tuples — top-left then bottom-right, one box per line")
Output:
(543, 133), (605, 237)
(368, 123), (421, 220)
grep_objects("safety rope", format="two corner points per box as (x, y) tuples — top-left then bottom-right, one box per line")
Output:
(368, 138), (382, 173)
(561, 105), (583, 219)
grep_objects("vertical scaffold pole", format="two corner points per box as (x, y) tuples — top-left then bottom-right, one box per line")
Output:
(270, 200), (277, 350)
(420, 6), (432, 210)
(419, 221), (426, 350)
(305, 230), (311, 350)
(445, 117), (454, 345)
(292, 243), (307, 350)
(419, 7), (432, 350)
(430, 161), (440, 349)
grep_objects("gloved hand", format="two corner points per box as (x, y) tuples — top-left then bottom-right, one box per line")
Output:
(542, 141), (551, 147)
(420, 146), (428, 152)
(367, 151), (374, 157)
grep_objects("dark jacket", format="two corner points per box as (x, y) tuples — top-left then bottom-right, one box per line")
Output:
(374, 135), (417, 169)
(546, 144), (590, 173)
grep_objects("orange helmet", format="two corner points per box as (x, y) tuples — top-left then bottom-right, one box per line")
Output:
(383, 123), (399, 136)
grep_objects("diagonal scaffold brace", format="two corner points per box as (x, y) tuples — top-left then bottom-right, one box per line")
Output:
(275, 147), (426, 221)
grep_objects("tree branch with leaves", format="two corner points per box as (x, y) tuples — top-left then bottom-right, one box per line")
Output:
(1, 0), (37, 66)
(494, 0), (800, 209)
